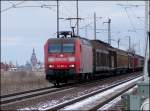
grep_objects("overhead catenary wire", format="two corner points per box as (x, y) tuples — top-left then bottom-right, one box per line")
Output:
(128, 6), (144, 22)
(60, 2), (76, 18)
(117, 3), (145, 7)
(2, 2), (144, 39)
(123, 7), (144, 39)
(1, 1), (25, 13)
(34, 1), (45, 6)
(117, 3), (144, 35)
(136, 17), (145, 22)
(2, 1), (70, 18)
(11, 5), (54, 8)
(124, 7), (137, 33)
(7, 1), (15, 6)
(80, 16), (102, 29)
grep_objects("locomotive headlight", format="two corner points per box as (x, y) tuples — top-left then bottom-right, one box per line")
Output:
(68, 57), (75, 62)
(49, 64), (54, 68)
(69, 64), (75, 68)
(48, 57), (55, 62)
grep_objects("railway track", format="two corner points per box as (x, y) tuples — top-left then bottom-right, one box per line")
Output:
(0, 75), (120, 105)
(1, 86), (53, 99)
(1, 72), (141, 110)
(1, 78), (99, 105)
(40, 75), (142, 110)
(1, 87), (58, 105)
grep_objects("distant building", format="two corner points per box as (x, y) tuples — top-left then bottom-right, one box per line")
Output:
(1, 62), (9, 71)
(30, 48), (37, 66)
(25, 61), (32, 71)
(22, 48), (44, 71)
(37, 61), (45, 71)
(1, 62), (18, 71)
(17, 65), (26, 71)
(30, 48), (38, 71)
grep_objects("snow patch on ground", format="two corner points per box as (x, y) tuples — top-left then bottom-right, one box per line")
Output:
(98, 96), (121, 110)
(18, 107), (37, 111)
(40, 85), (107, 110)
(62, 88), (113, 110)
(18, 100), (59, 111)
(98, 85), (138, 110)
(62, 77), (142, 110)
(38, 100), (59, 110)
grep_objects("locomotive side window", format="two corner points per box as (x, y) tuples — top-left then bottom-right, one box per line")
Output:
(48, 44), (61, 53)
(62, 43), (74, 53)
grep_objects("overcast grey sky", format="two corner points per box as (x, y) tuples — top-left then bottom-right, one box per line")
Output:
(1, 1), (145, 65)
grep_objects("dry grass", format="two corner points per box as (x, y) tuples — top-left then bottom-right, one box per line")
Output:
(0, 71), (51, 95)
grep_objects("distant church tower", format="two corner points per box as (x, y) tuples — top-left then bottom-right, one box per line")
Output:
(30, 48), (37, 68)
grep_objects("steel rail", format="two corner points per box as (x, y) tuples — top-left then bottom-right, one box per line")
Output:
(0, 86), (53, 98)
(1, 87), (59, 105)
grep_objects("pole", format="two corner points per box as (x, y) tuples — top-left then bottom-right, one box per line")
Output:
(94, 12), (96, 40)
(57, 0), (59, 38)
(108, 18), (111, 45)
(148, 30), (150, 60)
(129, 36), (131, 52)
(76, 0), (79, 36)
(139, 40), (141, 55)
(118, 39), (120, 48)
(127, 36), (131, 70)
(148, 31), (150, 77)
(71, 27), (75, 37)
(103, 18), (111, 45)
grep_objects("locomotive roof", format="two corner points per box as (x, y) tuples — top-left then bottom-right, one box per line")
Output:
(48, 37), (76, 41)
(47, 37), (91, 42)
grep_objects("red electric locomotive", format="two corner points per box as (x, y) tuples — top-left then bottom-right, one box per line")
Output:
(44, 32), (93, 85)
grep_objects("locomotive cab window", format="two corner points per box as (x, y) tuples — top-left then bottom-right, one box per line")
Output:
(63, 43), (74, 53)
(48, 44), (61, 53)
